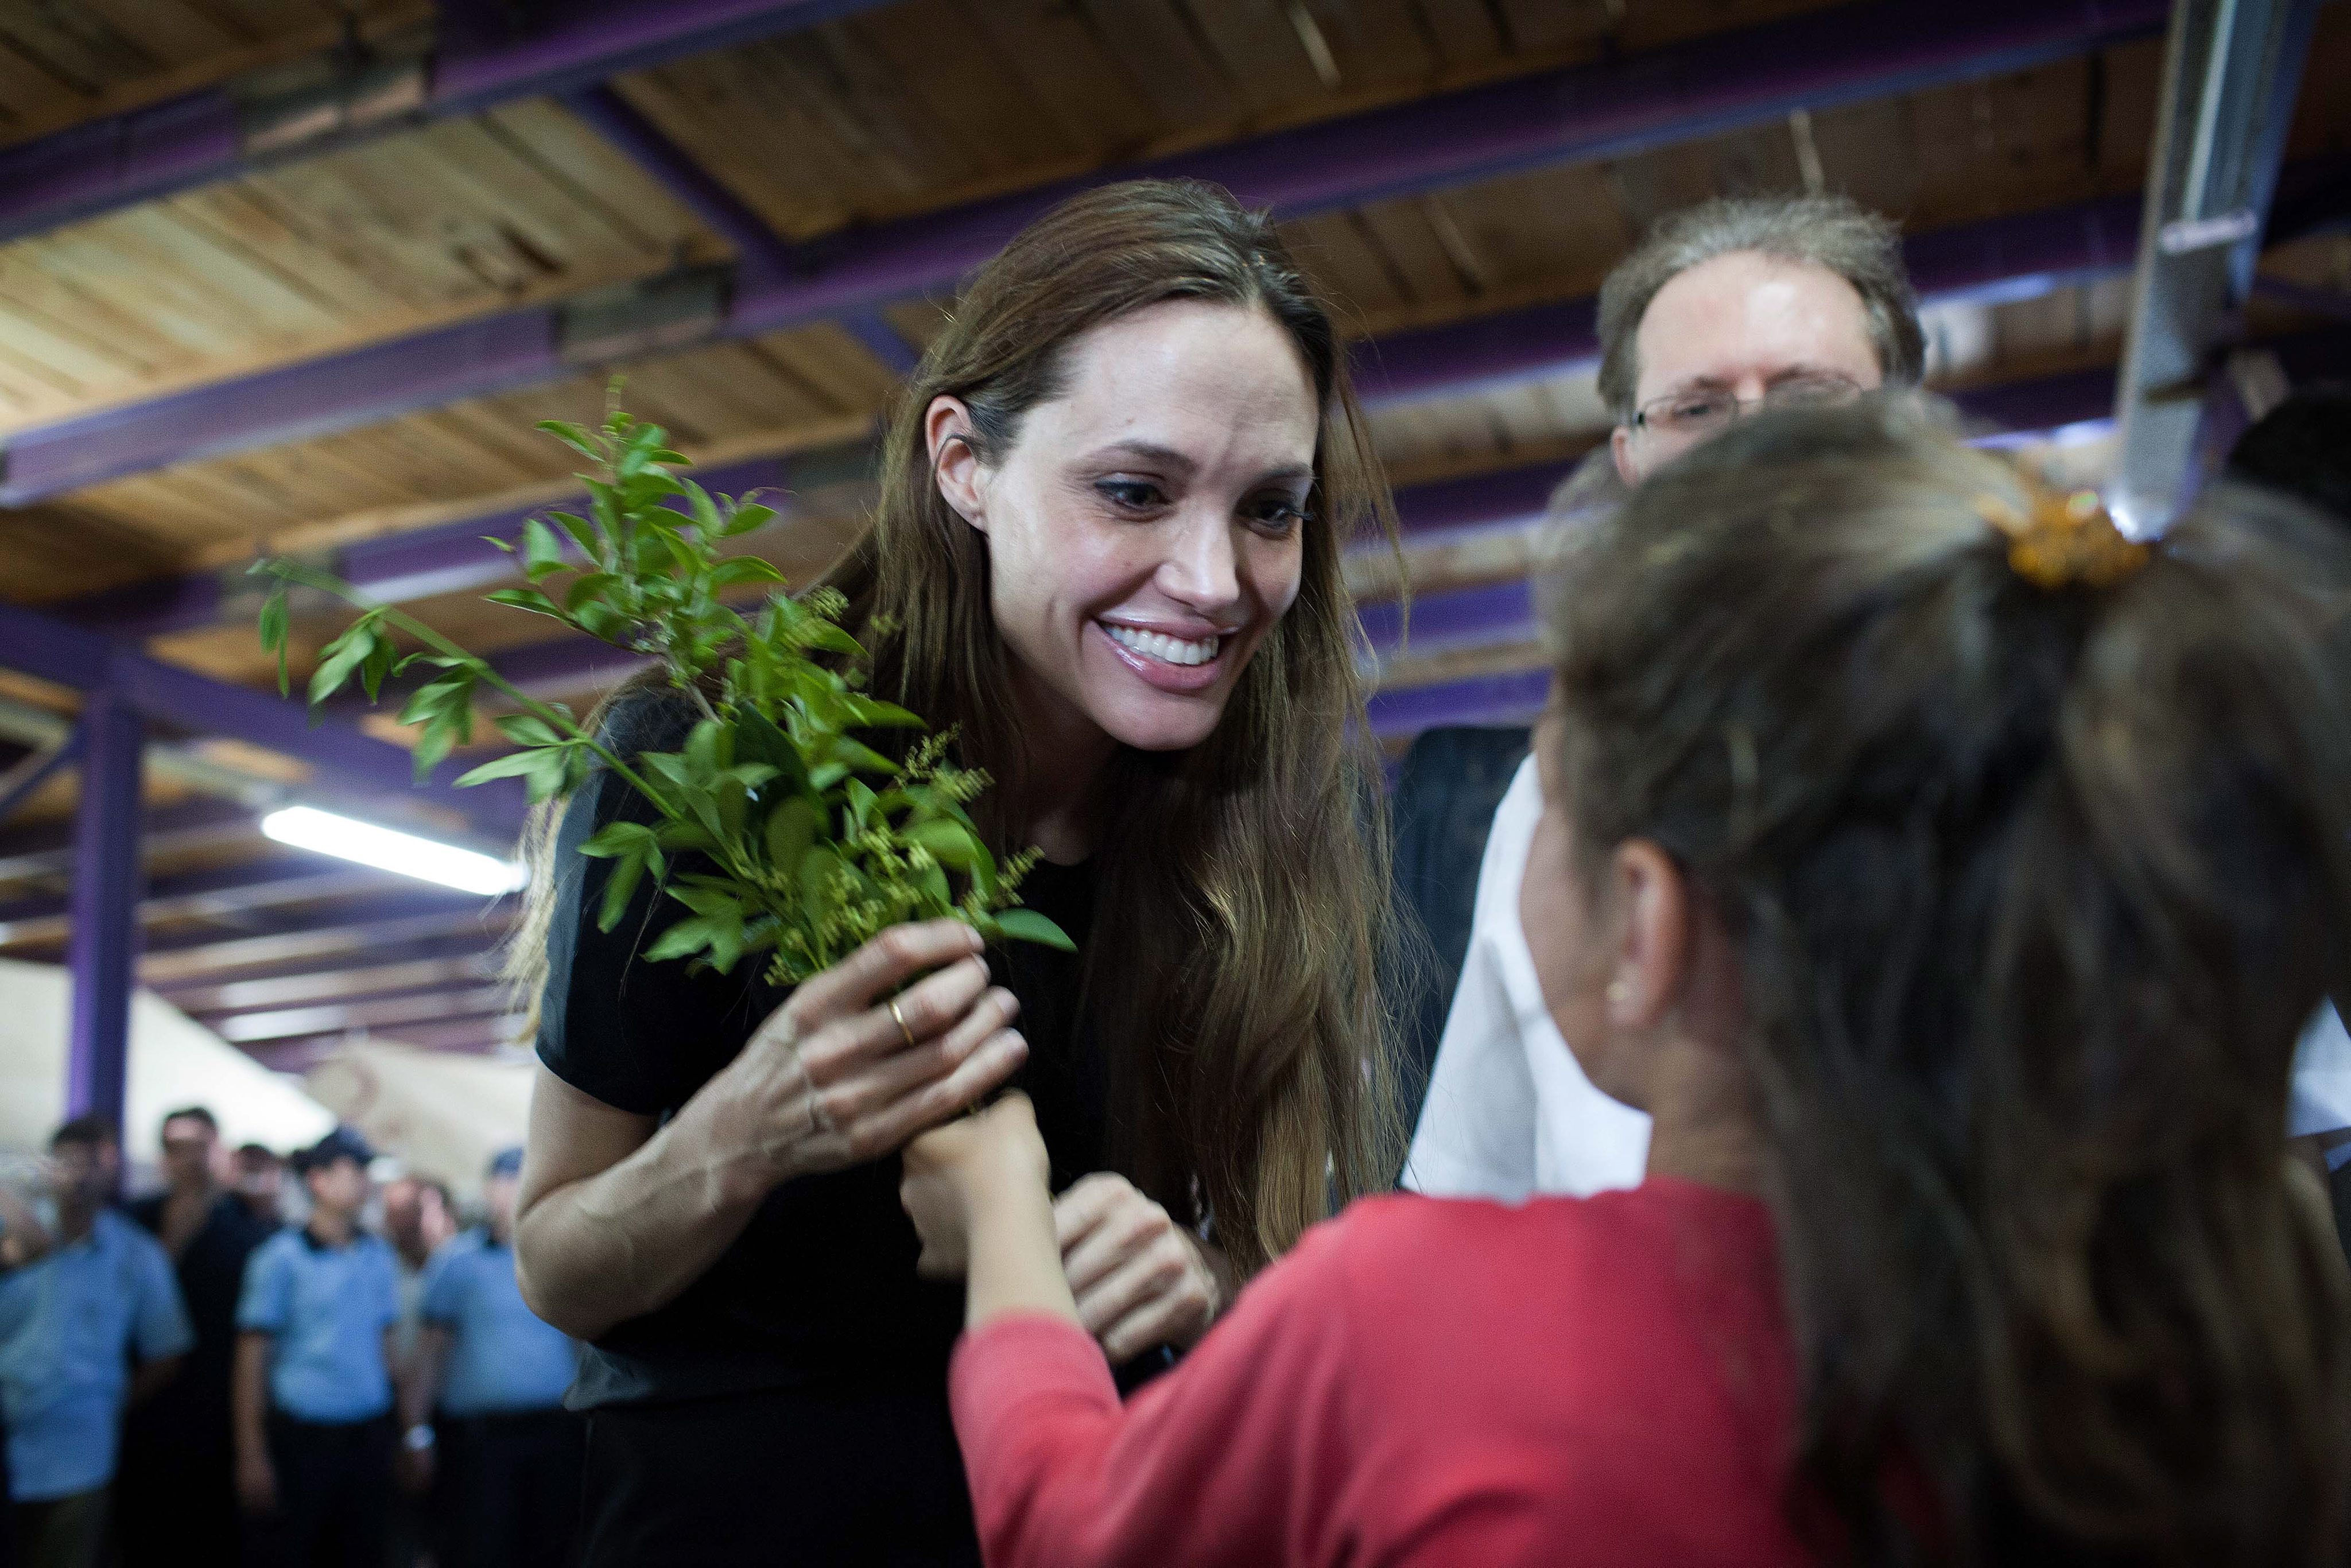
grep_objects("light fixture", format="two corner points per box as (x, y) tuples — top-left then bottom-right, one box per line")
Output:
(261, 806), (526, 896)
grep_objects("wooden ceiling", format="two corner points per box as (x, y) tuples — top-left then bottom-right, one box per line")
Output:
(0, 0), (2343, 1072)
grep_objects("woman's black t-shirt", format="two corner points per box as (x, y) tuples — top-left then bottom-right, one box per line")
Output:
(536, 695), (1104, 1410)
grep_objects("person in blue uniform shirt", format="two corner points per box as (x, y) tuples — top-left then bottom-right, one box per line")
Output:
(0, 1116), (193, 1568)
(232, 1128), (401, 1568)
(399, 1147), (583, 1568)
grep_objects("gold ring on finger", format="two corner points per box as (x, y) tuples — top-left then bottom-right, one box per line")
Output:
(887, 996), (916, 1050)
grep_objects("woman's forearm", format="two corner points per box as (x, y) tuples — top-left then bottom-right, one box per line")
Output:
(515, 1089), (779, 1341)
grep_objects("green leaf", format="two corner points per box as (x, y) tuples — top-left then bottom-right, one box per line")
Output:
(641, 916), (717, 964)
(548, 511), (603, 562)
(308, 621), (379, 707)
(536, 420), (601, 463)
(991, 907), (1076, 952)
(483, 587), (568, 622)
(395, 674), (472, 729)
(579, 821), (655, 859)
(721, 502), (777, 538)
(684, 479), (721, 537)
(905, 817), (981, 872)
(685, 719), (731, 777)
(521, 518), (567, 582)
(565, 572), (621, 612)
(844, 778), (877, 835)
(453, 748), (569, 802)
(596, 848), (647, 933)
(258, 587), (291, 697)
(763, 795), (820, 871)
(829, 737), (899, 776)
(843, 697), (924, 729)
(495, 712), (564, 748)
(709, 557), (785, 591)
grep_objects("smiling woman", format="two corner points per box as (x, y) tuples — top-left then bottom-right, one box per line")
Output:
(502, 178), (1406, 1567)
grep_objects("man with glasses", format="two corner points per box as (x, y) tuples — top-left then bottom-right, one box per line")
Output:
(1403, 195), (1924, 1200)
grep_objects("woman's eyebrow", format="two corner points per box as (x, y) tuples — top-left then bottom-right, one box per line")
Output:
(1085, 440), (1194, 471)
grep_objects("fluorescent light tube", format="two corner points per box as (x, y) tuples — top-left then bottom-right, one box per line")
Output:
(261, 806), (526, 896)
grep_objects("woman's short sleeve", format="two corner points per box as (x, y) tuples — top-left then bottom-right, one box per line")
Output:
(534, 696), (759, 1116)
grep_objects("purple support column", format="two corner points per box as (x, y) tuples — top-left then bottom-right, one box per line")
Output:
(64, 690), (144, 1136)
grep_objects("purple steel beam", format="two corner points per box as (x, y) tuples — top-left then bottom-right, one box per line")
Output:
(63, 692), (142, 1137)
(0, 0), (894, 245)
(0, 597), (525, 837)
(1, 0), (2166, 504)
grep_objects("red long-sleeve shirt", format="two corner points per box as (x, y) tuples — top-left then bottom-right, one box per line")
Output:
(949, 1178), (1812, 1567)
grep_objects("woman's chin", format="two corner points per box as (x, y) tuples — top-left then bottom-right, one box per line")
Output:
(1089, 693), (1229, 754)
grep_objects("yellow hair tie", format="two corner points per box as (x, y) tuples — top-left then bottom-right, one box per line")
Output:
(1973, 483), (2148, 592)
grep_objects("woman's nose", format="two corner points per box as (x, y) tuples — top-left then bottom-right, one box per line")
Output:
(1157, 511), (1242, 611)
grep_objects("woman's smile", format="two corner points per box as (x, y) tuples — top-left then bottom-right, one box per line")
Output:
(1093, 619), (1231, 692)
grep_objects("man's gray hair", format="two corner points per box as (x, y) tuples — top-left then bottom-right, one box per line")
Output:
(1595, 194), (1926, 421)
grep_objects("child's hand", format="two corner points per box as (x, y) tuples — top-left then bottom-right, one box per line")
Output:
(900, 1093), (1051, 1278)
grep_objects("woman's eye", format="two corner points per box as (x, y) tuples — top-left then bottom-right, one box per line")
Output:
(1250, 498), (1309, 535)
(1096, 479), (1165, 512)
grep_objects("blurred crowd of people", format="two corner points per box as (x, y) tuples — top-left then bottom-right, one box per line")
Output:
(0, 1110), (581, 1568)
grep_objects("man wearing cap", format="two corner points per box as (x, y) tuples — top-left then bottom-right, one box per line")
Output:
(397, 1148), (581, 1568)
(0, 1116), (192, 1568)
(232, 1130), (401, 1568)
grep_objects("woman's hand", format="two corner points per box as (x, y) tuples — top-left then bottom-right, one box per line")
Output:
(700, 920), (1029, 1198)
(901, 1094), (1053, 1278)
(1054, 1175), (1226, 1361)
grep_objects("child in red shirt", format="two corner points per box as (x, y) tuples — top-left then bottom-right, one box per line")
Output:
(903, 406), (2351, 1567)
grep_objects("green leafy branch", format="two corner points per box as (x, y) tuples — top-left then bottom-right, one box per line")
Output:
(255, 397), (1070, 985)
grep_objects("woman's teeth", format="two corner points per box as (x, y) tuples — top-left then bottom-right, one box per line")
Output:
(1104, 624), (1220, 667)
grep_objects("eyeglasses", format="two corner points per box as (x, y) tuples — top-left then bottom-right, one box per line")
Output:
(1631, 374), (1865, 441)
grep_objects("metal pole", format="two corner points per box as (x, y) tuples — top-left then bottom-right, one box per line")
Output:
(63, 690), (145, 1139)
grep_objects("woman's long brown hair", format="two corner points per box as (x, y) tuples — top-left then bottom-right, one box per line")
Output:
(511, 178), (1407, 1275)
(1545, 401), (2351, 1563)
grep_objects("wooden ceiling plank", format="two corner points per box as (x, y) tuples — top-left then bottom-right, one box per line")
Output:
(230, 153), (480, 313)
(1280, 0), (1440, 94)
(1407, 0), (1508, 67)
(963, 1), (1158, 154)
(622, 344), (820, 437)
(162, 183), (414, 324)
(1491, 0), (1609, 55)
(0, 10), (150, 99)
(1355, 198), (1484, 314)
(802, 17), (981, 199)
(855, 1), (1077, 177)
(65, 0), (239, 64)
(747, 324), (900, 414)
(1279, 209), (1407, 324)
(485, 99), (713, 262)
(607, 59), (863, 243)
(15, 220), (270, 361)
(1073, 0), (1247, 130)
(1185, 0), (1333, 119)
(0, 37), (91, 139)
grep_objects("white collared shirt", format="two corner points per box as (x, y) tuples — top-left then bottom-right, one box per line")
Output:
(1406, 756), (2351, 1198)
